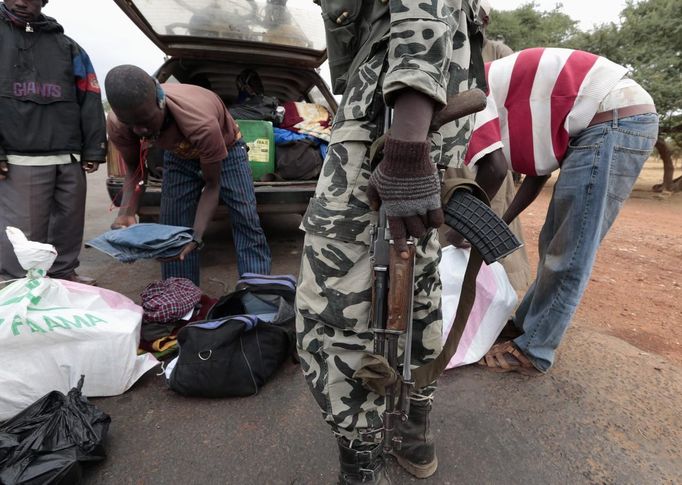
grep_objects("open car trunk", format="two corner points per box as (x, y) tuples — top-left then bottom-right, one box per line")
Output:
(106, 0), (336, 216)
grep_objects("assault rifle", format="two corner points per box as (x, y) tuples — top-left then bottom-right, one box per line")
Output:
(365, 88), (522, 453)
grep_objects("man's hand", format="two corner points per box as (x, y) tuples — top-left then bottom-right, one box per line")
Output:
(111, 215), (137, 230)
(0, 161), (8, 180)
(368, 135), (443, 258)
(176, 241), (198, 261)
(157, 241), (199, 263)
(444, 227), (471, 249)
(81, 160), (100, 173)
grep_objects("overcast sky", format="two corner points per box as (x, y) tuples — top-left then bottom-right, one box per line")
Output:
(42, 0), (630, 88)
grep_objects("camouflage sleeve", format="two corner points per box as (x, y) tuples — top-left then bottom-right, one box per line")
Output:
(383, 0), (480, 108)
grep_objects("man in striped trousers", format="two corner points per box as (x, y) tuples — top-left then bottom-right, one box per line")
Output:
(105, 65), (271, 285)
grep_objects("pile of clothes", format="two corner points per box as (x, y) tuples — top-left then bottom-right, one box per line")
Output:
(226, 68), (330, 181)
(137, 277), (217, 359)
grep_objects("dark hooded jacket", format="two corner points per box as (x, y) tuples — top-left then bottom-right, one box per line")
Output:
(0, 5), (106, 161)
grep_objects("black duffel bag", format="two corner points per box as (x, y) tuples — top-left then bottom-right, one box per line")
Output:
(275, 139), (323, 180)
(167, 274), (297, 397)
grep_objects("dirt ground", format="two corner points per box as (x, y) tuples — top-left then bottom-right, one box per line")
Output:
(519, 158), (682, 365)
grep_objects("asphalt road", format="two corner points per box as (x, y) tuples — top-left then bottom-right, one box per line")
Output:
(78, 169), (682, 485)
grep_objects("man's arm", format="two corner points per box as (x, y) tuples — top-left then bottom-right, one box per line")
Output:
(473, 149), (509, 202)
(367, 89), (440, 258)
(174, 159), (221, 261)
(107, 114), (145, 228)
(191, 160), (221, 243)
(502, 174), (550, 224)
(112, 143), (145, 228)
(72, 43), (107, 166)
(368, 1), (475, 258)
(390, 90), (435, 142)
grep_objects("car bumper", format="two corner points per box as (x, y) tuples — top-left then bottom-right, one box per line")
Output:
(106, 177), (315, 215)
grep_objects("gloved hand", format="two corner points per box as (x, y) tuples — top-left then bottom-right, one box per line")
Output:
(368, 135), (444, 256)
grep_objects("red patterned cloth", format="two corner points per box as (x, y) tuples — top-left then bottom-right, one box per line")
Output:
(280, 101), (332, 142)
(140, 277), (202, 323)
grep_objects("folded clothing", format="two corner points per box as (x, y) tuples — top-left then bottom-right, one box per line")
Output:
(85, 223), (193, 263)
(141, 277), (202, 324)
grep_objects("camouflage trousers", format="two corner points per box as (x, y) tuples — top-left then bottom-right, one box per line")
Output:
(295, 231), (443, 444)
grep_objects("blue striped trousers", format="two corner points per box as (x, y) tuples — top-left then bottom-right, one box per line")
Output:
(160, 140), (271, 284)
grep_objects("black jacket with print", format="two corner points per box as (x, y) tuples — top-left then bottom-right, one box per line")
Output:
(0, 10), (106, 161)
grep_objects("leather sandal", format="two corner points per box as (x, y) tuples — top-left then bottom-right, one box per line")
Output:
(497, 320), (523, 342)
(478, 341), (542, 376)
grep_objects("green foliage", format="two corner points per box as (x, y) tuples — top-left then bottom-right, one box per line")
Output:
(568, 24), (621, 59)
(486, 2), (579, 51)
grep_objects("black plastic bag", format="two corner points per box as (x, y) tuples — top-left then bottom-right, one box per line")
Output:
(229, 95), (282, 124)
(0, 376), (110, 485)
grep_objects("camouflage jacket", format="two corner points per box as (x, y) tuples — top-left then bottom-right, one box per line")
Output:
(303, 0), (483, 244)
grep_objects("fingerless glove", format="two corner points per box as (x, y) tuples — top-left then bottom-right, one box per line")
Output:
(368, 136), (440, 217)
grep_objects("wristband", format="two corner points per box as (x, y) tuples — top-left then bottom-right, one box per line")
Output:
(192, 237), (204, 251)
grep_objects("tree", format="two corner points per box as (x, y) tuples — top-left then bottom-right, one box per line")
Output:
(486, 2), (578, 51)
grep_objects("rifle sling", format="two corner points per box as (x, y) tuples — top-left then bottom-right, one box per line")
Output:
(409, 178), (489, 388)
(412, 248), (482, 389)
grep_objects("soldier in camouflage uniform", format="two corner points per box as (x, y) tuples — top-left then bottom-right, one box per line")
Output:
(298, 1), (482, 483)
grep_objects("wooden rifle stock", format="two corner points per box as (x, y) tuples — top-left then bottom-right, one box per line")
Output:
(386, 244), (416, 332)
(430, 88), (487, 132)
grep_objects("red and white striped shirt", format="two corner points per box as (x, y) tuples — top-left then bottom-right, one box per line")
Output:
(464, 48), (627, 175)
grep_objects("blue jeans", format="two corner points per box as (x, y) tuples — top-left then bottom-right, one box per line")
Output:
(160, 140), (272, 284)
(513, 112), (659, 371)
(85, 223), (193, 263)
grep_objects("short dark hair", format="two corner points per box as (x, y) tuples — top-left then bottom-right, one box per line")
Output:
(105, 65), (156, 111)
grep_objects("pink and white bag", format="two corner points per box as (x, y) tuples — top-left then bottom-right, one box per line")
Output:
(0, 227), (158, 420)
(440, 245), (518, 369)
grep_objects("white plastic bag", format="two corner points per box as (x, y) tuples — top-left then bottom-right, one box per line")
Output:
(5, 226), (57, 275)
(440, 245), (518, 369)
(0, 228), (158, 420)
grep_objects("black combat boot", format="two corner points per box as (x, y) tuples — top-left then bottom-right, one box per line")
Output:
(390, 399), (437, 478)
(337, 438), (391, 485)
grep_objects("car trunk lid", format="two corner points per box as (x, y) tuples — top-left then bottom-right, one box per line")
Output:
(113, 0), (327, 69)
